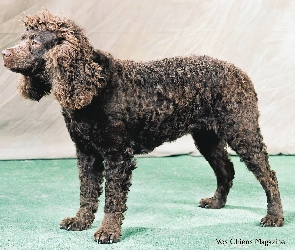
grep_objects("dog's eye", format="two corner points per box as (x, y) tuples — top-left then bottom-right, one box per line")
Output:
(31, 39), (41, 47)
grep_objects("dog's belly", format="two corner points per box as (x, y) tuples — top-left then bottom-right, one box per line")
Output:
(128, 117), (196, 155)
(131, 136), (176, 155)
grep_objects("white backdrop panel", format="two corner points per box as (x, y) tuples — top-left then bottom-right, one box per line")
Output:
(0, 0), (294, 159)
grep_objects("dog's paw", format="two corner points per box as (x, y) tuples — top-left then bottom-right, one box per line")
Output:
(60, 216), (92, 231)
(260, 215), (284, 227)
(94, 229), (120, 244)
(199, 197), (225, 209)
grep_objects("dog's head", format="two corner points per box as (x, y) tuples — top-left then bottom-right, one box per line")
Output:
(2, 10), (104, 110)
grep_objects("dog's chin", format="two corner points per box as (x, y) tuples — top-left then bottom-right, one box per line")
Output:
(3, 59), (42, 76)
(7, 65), (41, 77)
(8, 67), (28, 74)
(4, 62), (29, 75)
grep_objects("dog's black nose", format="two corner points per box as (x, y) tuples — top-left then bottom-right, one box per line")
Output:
(2, 49), (11, 58)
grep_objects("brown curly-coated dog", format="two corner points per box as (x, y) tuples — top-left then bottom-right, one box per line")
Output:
(2, 10), (283, 244)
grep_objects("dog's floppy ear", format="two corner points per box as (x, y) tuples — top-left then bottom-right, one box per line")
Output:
(17, 75), (51, 101)
(44, 39), (104, 110)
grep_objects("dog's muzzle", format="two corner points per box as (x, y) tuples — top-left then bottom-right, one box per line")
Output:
(2, 49), (12, 66)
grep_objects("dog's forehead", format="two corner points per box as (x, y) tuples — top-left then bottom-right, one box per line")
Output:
(22, 29), (58, 42)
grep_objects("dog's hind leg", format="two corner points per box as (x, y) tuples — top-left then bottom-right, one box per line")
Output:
(192, 129), (235, 209)
(223, 121), (284, 227)
(60, 149), (104, 231)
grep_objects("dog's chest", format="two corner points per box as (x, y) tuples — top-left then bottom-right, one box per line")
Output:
(63, 108), (107, 145)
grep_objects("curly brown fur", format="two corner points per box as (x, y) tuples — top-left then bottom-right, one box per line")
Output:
(2, 10), (283, 244)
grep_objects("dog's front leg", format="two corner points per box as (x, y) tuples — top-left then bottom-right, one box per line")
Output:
(94, 149), (136, 244)
(60, 149), (104, 231)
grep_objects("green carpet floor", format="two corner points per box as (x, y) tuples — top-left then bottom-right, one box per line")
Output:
(0, 156), (294, 249)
